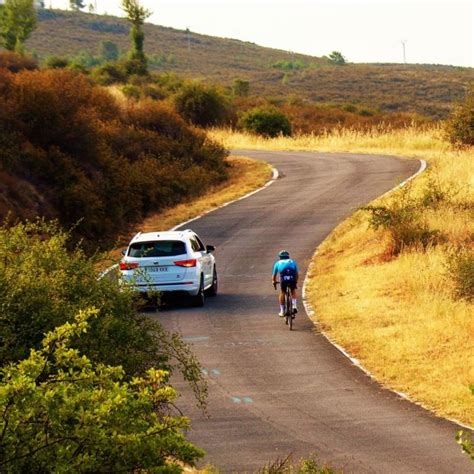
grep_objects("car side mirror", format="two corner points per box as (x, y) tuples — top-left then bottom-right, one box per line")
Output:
(121, 248), (127, 256)
(206, 245), (215, 253)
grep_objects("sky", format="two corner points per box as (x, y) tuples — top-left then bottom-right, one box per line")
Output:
(49, 0), (473, 67)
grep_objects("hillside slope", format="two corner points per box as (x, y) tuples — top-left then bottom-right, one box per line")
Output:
(26, 9), (474, 118)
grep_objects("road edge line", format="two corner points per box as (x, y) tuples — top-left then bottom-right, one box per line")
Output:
(99, 165), (279, 280)
(303, 158), (473, 432)
(171, 166), (279, 231)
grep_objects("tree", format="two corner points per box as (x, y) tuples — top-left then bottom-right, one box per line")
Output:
(233, 78), (250, 97)
(0, 0), (37, 53)
(328, 51), (346, 65)
(0, 309), (205, 471)
(445, 85), (474, 147)
(69, 0), (86, 10)
(98, 39), (120, 62)
(121, 0), (151, 74)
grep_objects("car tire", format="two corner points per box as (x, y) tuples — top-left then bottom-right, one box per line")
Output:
(191, 276), (205, 307)
(206, 267), (218, 297)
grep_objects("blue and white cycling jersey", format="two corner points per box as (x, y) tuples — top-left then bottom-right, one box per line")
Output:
(272, 259), (298, 279)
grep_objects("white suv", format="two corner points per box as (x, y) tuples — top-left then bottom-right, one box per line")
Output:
(119, 229), (217, 307)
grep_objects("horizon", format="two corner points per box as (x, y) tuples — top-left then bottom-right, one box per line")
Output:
(44, 0), (473, 68)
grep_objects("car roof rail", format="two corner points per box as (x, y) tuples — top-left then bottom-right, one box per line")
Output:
(131, 231), (142, 241)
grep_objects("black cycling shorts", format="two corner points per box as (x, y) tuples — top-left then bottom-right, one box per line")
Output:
(281, 281), (297, 291)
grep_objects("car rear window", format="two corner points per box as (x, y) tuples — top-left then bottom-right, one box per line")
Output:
(128, 241), (186, 258)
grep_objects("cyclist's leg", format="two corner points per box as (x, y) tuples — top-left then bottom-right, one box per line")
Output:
(290, 285), (298, 313)
(278, 285), (285, 316)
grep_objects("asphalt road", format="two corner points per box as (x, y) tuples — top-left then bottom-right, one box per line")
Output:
(155, 151), (472, 473)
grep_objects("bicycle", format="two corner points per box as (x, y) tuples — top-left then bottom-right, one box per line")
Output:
(274, 281), (295, 330)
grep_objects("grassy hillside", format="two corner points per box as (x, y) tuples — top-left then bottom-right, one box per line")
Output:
(26, 9), (474, 119)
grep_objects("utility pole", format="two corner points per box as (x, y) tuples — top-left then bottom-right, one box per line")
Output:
(186, 27), (191, 53)
(401, 40), (407, 64)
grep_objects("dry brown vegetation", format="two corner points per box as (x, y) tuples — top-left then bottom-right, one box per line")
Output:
(213, 127), (473, 425)
(0, 65), (228, 249)
(25, 10), (474, 119)
(106, 155), (272, 264)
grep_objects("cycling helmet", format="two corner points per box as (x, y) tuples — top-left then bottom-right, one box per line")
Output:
(278, 250), (290, 259)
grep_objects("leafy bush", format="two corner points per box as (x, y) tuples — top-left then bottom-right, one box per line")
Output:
(98, 39), (120, 62)
(0, 50), (37, 72)
(239, 107), (292, 137)
(272, 59), (308, 71)
(456, 385), (474, 461)
(445, 86), (474, 147)
(258, 453), (335, 473)
(174, 82), (232, 127)
(0, 221), (206, 406)
(363, 190), (440, 256)
(0, 309), (204, 471)
(122, 83), (141, 99)
(70, 49), (101, 69)
(91, 61), (127, 84)
(448, 251), (474, 301)
(45, 55), (70, 69)
(233, 78), (250, 97)
(122, 57), (149, 77)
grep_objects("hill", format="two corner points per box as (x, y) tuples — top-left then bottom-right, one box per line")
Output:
(25, 9), (474, 118)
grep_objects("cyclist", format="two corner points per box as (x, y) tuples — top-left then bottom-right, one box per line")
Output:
(272, 250), (299, 317)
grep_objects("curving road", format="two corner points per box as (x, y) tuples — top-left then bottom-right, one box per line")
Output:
(155, 151), (472, 473)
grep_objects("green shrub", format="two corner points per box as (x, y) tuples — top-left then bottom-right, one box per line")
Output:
(98, 39), (120, 62)
(91, 61), (127, 84)
(456, 385), (474, 461)
(0, 221), (206, 406)
(258, 453), (335, 473)
(272, 59), (308, 71)
(232, 78), (250, 97)
(445, 86), (474, 147)
(239, 106), (292, 137)
(363, 189), (440, 256)
(45, 55), (70, 69)
(70, 49), (101, 69)
(0, 309), (204, 471)
(142, 83), (166, 100)
(327, 51), (346, 65)
(154, 71), (184, 94)
(121, 58), (148, 76)
(174, 82), (232, 127)
(448, 251), (474, 301)
(122, 83), (141, 100)
(342, 103), (357, 113)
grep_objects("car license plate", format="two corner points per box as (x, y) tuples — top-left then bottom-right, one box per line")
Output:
(146, 266), (168, 272)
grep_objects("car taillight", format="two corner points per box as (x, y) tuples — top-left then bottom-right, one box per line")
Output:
(174, 259), (197, 267)
(120, 261), (140, 270)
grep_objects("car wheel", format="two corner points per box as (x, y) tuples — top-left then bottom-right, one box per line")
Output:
(206, 267), (218, 297)
(191, 276), (205, 307)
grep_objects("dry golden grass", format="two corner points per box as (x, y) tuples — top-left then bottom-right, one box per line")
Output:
(212, 126), (474, 425)
(105, 155), (272, 263)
